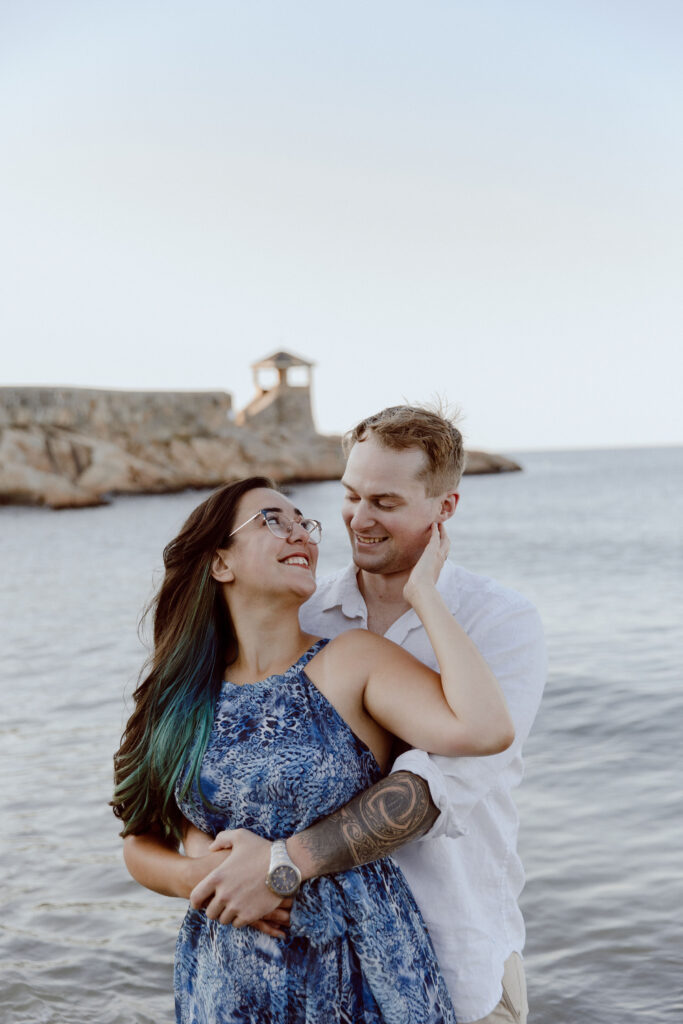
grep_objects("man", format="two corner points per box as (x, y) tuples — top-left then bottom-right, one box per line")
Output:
(131, 405), (546, 1023)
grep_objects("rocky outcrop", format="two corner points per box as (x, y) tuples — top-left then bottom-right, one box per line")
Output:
(0, 387), (344, 509)
(464, 449), (521, 474)
(0, 385), (520, 509)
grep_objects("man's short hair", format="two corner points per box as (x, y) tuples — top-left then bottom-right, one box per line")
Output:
(343, 405), (464, 495)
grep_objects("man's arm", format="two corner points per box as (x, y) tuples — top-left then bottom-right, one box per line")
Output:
(188, 770), (439, 926)
(290, 770), (439, 875)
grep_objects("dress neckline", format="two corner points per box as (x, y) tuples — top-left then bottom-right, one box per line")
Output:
(223, 638), (328, 688)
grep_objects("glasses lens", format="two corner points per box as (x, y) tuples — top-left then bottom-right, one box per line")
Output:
(262, 511), (322, 544)
(302, 519), (322, 544)
(262, 512), (290, 538)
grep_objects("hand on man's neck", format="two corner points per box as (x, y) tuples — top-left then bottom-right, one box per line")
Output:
(356, 566), (414, 636)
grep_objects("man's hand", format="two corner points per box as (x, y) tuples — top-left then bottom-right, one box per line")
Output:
(184, 849), (234, 894)
(189, 828), (291, 937)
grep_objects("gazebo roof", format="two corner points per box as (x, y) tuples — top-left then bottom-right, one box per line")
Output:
(251, 350), (315, 371)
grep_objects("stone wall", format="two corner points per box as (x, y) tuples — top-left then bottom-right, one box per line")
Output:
(236, 384), (316, 434)
(0, 386), (344, 508)
(0, 387), (232, 442)
(0, 385), (519, 509)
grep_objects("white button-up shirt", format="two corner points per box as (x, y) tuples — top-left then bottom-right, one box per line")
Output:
(300, 560), (546, 1023)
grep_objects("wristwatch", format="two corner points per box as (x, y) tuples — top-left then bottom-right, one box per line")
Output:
(266, 839), (302, 897)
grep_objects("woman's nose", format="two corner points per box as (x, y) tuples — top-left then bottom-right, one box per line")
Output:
(288, 520), (310, 543)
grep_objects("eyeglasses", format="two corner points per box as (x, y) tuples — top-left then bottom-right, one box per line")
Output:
(229, 509), (323, 544)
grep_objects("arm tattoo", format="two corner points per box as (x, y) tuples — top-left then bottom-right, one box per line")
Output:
(296, 771), (439, 876)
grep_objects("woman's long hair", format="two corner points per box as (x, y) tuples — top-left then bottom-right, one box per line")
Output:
(112, 476), (275, 845)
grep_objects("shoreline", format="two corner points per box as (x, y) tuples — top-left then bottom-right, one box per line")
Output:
(0, 384), (521, 509)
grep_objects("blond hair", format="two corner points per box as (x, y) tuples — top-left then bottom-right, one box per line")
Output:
(343, 405), (464, 495)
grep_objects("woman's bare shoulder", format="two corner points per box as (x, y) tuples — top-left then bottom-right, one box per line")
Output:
(324, 629), (415, 666)
(325, 629), (386, 654)
(309, 630), (385, 678)
(310, 632), (425, 695)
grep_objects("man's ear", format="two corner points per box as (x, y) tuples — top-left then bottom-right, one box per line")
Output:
(211, 551), (235, 583)
(437, 492), (459, 522)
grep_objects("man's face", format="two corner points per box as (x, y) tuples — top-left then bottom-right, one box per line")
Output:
(341, 434), (456, 576)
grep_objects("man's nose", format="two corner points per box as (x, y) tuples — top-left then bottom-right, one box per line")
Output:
(349, 501), (374, 531)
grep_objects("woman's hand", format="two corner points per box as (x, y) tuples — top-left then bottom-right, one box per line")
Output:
(356, 515), (514, 758)
(190, 829), (292, 937)
(403, 523), (450, 606)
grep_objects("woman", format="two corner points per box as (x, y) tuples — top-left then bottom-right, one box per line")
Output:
(113, 477), (513, 1024)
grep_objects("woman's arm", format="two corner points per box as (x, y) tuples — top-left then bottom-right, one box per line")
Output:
(124, 825), (292, 938)
(360, 524), (515, 757)
(123, 826), (228, 899)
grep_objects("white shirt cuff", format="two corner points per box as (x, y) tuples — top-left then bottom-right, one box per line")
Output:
(390, 749), (467, 841)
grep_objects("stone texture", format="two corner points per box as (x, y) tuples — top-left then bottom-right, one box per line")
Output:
(0, 386), (345, 507)
(0, 384), (519, 509)
(465, 449), (522, 474)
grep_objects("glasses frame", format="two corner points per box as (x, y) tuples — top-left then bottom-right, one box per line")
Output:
(228, 509), (322, 544)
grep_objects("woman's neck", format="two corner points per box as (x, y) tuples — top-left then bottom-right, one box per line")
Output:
(224, 597), (318, 685)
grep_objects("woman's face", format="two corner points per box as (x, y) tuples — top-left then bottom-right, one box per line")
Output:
(217, 487), (320, 600)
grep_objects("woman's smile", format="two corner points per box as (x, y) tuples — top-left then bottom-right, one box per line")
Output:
(280, 553), (312, 568)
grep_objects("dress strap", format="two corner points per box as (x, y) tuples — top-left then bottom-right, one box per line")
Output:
(297, 637), (329, 669)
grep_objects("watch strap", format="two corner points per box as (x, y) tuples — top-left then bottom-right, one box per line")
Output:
(266, 839), (302, 895)
(269, 839), (292, 871)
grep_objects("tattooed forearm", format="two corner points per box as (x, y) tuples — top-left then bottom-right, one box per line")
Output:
(294, 772), (439, 877)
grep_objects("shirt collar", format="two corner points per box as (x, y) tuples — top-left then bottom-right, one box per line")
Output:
(324, 559), (461, 637)
(325, 562), (368, 625)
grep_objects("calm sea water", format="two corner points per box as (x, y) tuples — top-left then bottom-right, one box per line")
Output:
(1, 448), (681, 1023)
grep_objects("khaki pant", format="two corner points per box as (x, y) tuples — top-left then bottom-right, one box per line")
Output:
(470, 952), (528, 1024)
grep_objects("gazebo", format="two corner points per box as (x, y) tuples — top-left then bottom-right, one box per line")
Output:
(251, 351), (315, 393)
(236, 349), (317, 433)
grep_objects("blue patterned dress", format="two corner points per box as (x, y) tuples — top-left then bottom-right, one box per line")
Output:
(175, 640), (456, 1024)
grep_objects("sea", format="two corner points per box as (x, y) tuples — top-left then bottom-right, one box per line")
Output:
(1, 447), (681, 1024)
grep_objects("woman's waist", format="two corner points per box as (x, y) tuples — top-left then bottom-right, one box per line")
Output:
(181, 856), (416, 951)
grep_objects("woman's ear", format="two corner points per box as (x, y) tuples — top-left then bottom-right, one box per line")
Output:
(211, 550), (235, 583)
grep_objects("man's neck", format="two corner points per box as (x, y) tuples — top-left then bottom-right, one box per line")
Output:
(356, 567), (413, 636)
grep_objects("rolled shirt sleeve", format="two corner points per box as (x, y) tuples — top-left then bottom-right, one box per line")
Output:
(391, 599), (547, 841)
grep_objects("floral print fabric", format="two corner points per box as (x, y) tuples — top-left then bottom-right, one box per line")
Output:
(175, 640), (456, 1023)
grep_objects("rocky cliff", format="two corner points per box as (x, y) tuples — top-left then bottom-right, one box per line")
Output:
(0, 386), (520, 509)
(0, 387), (344, 508)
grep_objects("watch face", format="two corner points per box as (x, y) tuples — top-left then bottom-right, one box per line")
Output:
(269, 864), (300, 896)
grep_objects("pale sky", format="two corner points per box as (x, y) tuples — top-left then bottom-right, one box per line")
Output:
(1, 1), (681, 450)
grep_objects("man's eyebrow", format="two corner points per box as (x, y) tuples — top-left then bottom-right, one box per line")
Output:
(341, 484), (404, 501)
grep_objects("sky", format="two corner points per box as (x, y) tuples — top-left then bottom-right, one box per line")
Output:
(1, 0), (681, 450)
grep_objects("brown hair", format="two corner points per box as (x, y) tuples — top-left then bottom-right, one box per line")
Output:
(112, 476), (276, 843)
(343, 405), (464, 494)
